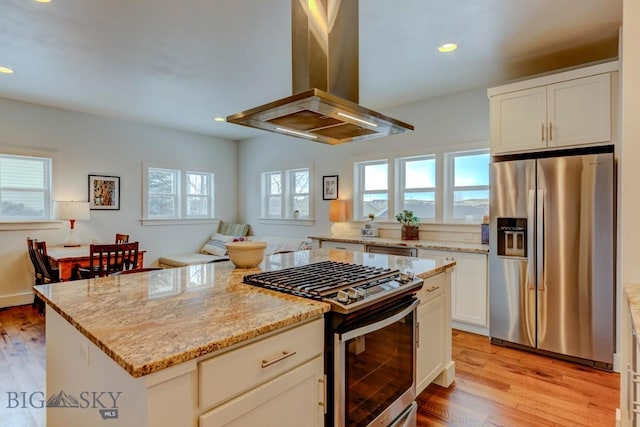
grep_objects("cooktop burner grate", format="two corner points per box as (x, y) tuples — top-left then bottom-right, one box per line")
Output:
(242, 260), (400, 300)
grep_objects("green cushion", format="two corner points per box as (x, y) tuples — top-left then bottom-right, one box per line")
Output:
(217, 221), (250, 237)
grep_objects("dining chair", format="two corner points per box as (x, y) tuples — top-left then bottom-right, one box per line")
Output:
(33, 241), (60, 284)
(80, 242), (140, 278)
(115, 233), (130, 244)
(27, 237), (44, 285)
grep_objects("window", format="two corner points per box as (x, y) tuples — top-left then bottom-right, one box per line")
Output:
(144, 165), (214, 220)
(355, 160), (389, 220)
(0, 154), (52, 221)
(445, 150), (490, 222)
(186, 172), (214, 217)
(261, 167), (311, 219)
(396, 155), (436, 221)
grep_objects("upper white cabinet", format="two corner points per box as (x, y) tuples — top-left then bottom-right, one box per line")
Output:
(489, 61), (617, 155)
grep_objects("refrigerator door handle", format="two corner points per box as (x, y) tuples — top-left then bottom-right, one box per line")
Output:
(527, 189), (536, 290)
(537, 188), (544, 291)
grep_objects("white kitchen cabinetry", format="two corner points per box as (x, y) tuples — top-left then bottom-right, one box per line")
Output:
(316, 240), (365, 252)
(489, 62), (616, 155)
(621, 291), (640, 427)
(200, 356), (324, 427)
(46, 307), (325, 427)
(415, 274), (445, 394)
(419, 249), (488, 336)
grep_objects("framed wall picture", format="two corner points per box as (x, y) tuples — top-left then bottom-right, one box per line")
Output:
(89, 175), (120, 210)
(323, 175), (339, 200)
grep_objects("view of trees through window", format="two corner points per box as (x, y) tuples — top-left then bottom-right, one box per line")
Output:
(146, 166), (214, 219)
(262, 168), (311, 219)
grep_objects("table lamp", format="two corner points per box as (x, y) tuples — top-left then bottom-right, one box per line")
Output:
(329, 200), (347, 235)
(54, 201), (90, 247)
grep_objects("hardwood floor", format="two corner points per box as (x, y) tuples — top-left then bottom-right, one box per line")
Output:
(0, 305), (620, 427)
(0, 304), (45, 427)
(418, 330), (620, 426)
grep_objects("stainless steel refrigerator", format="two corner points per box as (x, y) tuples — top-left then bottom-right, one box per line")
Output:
(489, 149), (615, 369)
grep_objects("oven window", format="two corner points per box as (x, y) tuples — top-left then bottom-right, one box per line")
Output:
(344, 310), (414, 426)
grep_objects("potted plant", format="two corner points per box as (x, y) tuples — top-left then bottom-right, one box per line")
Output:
(395, 210), (420, 240)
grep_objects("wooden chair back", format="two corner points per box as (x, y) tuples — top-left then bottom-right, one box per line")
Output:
(33, 240), (60, 283)
(27, 237), (44, 285)
(89, 242), (139, 278)
(115, 233), (129, 244)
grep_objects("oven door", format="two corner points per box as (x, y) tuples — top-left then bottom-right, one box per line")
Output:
(334, 298), (418, 427)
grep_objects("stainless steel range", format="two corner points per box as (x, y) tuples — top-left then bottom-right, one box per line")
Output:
(243, 260), (423, 314)
(243, 260), (423, 427)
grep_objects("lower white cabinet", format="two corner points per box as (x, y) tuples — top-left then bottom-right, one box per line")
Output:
(199, 356), (324, 427)
(415, 274), (446, 394)
(419, 249), (488, 335)
(316, 240), (365, 251)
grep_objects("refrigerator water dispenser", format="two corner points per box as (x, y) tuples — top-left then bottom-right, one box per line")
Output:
(497, 218), (527, 258)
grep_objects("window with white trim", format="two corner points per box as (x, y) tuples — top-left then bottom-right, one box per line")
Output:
(144, 165), (214, 219)
(396, 155), (436, 221)
(0, 154), (52, 221)
(261, 167), (311, 219)
(444, 149), (490, 222)
(354, 160), (389, 220)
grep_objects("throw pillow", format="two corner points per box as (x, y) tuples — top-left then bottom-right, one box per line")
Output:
(200, 233), (235, 256)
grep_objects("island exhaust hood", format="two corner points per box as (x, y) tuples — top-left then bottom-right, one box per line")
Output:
(226, 0), (414, 145)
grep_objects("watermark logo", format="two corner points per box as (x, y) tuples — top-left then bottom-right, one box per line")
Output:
(6, 390), (121, 420)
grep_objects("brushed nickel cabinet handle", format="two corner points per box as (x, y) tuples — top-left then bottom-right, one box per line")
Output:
(542, 123), (545, 141)
(425, 285), (440, 292)
(261, 350), (297, 368)
(549, 122), (553, 141)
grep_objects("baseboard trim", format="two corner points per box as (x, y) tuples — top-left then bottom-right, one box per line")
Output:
(452, 321), (489, 337)
(0, 291), (35, 309)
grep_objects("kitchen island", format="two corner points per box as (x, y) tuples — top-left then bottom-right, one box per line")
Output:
(34, 249), (454, 427)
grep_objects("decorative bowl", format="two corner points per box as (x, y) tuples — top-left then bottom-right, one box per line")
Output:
(225, 241), (267, 268)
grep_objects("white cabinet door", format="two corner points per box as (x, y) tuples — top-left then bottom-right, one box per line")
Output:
(449, 252), (488, 326)
(416, 293), (445, 395)
(490, 72), (612, 155)
(200, 356), (324, 427)
(320, 240), (365, 251)
(490, 86), (547, 154)
(547, 73), (611, 148)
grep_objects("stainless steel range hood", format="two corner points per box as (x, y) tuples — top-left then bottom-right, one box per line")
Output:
(226, 0), (414, 145)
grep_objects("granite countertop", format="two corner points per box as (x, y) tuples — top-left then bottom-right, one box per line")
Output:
(308, 234), (489, 254)
(34, 249), (453, 378)
(627, 284), (640, 334)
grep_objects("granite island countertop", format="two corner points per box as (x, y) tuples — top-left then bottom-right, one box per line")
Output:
(34, 249), (453, 379)
(626, 284), (640, 334)
(308, 234), (489, 254)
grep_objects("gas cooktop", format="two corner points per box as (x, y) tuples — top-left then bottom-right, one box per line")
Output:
(243, 260), (423, 314)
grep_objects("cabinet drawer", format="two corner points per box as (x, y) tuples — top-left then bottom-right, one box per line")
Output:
(416, 274), (444, 306)
(199, 318), (324, 410)
(320, 241), (364, 251)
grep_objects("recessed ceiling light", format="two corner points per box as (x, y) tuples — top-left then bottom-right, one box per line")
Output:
(35, 0), (52, 3)
(437, 43), (458, 53)
(213, 117), (225, 122)
(0, 66), (14, 74)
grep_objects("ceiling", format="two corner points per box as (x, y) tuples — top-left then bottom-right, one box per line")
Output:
(0, 0), (622, 141)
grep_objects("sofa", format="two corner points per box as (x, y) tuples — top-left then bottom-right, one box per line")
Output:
(158, 221), (310, 268)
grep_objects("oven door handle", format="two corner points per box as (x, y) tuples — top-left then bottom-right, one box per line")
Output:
(338, 299), (419, 342)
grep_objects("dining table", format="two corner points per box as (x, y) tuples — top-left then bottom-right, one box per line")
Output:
(47, 244), (146, 281)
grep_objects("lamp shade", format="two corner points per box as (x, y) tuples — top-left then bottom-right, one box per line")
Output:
(54, 201), (90, 221)
(329, 200), (347, 222)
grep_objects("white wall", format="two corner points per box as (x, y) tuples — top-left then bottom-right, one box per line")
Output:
(621, 0), (640, 286)
(237, 87), (490, 239)
(0, 98), (238, 307)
